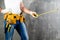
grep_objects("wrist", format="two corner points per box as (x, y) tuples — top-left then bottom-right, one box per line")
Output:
(29, 11), (33, 15)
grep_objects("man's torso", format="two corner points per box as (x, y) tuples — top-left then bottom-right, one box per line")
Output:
(4, 0), (22, 14)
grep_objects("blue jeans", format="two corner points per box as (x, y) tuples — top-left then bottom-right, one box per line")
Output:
(4, 20), (29, 40)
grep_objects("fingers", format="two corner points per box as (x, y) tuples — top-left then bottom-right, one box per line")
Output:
(32, 13), (38, 18)
(30, 11), (39, 18)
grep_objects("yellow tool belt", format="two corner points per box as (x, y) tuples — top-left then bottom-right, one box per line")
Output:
(4, 12), (25, 24)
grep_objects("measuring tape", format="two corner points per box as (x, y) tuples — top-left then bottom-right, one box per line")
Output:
(34, 8), (59, 18)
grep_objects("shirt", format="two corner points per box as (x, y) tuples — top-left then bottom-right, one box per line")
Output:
(1, 0), (22, 14)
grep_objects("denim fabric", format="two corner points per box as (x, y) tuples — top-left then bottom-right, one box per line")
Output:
(4, 20), (29, 40)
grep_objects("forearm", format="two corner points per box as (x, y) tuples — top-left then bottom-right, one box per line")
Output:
(20, 2), (33, 15)
(22, 7), (33, 15)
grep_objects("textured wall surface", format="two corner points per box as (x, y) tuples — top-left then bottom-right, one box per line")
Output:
(0, 0), (60, 40)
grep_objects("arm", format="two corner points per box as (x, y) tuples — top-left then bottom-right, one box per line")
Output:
(20, 2), (38, 18)
(20, 2), (32, 14)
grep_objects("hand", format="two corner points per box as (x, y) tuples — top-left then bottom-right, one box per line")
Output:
(30, 12), (38, 18)
(0, 7), (2, 12)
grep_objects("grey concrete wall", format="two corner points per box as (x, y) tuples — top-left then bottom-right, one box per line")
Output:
(0, 0), (60, 40)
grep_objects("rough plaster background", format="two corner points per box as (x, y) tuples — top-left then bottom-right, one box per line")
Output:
(0, 0), (60, 40)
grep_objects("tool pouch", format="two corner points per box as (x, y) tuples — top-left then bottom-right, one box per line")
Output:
(4, 12), (25, 24)
(4, 12), (25, 32)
